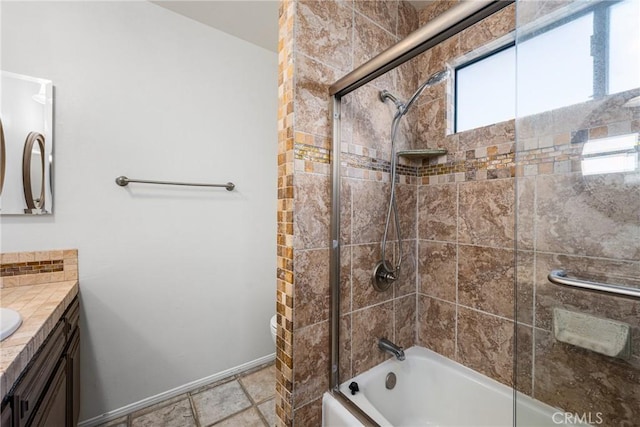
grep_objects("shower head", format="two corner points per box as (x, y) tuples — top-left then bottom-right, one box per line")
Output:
(403, 68), (450, 113)
(425, 69), (450, 86)
(379, 69), (450, 116)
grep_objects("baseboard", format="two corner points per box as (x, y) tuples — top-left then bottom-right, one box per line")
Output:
(78, 353), (276, 427)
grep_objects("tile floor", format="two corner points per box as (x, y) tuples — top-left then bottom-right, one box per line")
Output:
(97, 363), (276, 427)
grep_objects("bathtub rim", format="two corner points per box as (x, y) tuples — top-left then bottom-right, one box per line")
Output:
(332, 346), (580, 427)
(328, 388), (380, 427)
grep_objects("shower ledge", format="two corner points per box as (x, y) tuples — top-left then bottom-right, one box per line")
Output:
(397, 149), (447, 159)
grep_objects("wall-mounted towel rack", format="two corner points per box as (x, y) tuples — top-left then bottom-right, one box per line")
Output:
(548, 269), (640, 300)
(115, 176), (235, 191)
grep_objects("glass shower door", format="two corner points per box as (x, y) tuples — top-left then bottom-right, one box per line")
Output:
(514, 0), (640, 425)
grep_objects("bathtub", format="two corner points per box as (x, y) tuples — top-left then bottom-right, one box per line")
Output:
(323, 346), (588, 426)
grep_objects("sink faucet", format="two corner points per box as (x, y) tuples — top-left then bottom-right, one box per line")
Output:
(378, 338), (405, 361)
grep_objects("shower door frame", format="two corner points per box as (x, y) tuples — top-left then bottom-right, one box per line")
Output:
(326, 1), (515, 423)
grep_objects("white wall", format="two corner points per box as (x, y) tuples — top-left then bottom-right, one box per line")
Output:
(1, 1), (277, 421)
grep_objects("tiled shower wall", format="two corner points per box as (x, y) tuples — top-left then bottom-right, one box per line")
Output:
(513, 3), (639, 423)
(414, 1), (640, 426)
(276, 1), (419, 426)
(278, 0), (639, 426)
(413, 1), (520, 390)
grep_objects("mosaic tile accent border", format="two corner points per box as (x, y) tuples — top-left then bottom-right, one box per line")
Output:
(303, 117), (639, 186)
(0, 260), (63, 277)
(340, 143), (517, 183)
(276, 1), (295, 426)
(294, 143), (330, 164)
(0, 250), (79, 288)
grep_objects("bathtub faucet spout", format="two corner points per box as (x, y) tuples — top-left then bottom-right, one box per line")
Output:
(378, 338), (405, 361)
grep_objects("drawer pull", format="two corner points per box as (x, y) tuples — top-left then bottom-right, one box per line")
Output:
(20, 399), (28, 417)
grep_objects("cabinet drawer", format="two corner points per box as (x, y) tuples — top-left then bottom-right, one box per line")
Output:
(63, 298), (79, 339)
(12, 320), (65, 427)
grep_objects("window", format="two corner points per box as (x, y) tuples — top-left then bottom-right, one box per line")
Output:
(608, 0), (640, 94)
(455, 45), (515, 132)
(455, 0), (640, 133)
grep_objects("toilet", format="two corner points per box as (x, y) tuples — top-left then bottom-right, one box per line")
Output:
(270, 314), (277, 344)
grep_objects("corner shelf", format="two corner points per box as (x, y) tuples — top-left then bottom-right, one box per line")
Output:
(397, 149), (447, 159)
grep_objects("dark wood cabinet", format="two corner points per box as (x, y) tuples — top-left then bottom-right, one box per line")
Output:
(1, 400), (12, 426)
(1, 297), (80, 427)
(32, 360), (67, 427)
(66, 331), (80, 427)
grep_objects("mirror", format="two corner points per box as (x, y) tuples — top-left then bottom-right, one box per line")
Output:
(22, 132), (46, 212)
(0, 118), (5, 196)
(0, 71), (53, 214)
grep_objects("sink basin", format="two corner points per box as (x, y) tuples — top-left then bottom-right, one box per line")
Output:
(0, 308), (22, 341)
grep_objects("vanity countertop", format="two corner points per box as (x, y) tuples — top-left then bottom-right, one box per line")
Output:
(0, 280), (79, 400)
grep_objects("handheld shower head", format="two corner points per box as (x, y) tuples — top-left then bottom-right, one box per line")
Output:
(403, 68), (450, 114)
(379, 69), (450, 116)
(425, 69), (450, 86)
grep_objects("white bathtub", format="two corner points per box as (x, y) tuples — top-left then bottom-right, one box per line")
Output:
(323, 346), (588, 427)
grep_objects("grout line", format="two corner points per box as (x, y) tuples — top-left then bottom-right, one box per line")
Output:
(352, 9), (400, 48)
(350, 0), (355, 73)
(531, 176), (538, 397)
(417, 238), (517, 252)
(347, 296), (396, 315)
(255, 406), (271, 427)
(235, 378), (273, 426)
(208, 407), (252, 427)
(395, 0), (400, 39)
(392, 284), (397, 343)
(187, 394), (202, 427)
(526, 248), (639, 263)
(455, 182), (460, 361)
(237, 377), (257, 406)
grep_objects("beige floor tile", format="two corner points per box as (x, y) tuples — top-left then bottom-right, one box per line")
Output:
(213, 407), (266, 427)
(239, 365), (276, 403)
(258, 398), (276, 426)
(130, 394), (188, 419)
(130, 398), (196, 427)
(188, 376), (236, 396)
(192, 380), (252, 426)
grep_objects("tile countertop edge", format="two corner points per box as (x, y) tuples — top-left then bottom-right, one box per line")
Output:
(0, 280), (79, 401)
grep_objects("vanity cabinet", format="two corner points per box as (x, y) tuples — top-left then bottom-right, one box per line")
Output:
(1, 402), (12, 426)
(1, 297), (80, 427)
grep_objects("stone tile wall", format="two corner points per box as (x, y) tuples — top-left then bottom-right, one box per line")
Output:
(276, 1), (419, 425)
(278, 0), (639, 425)
(413, 0), (520, 394)
(514, 3), (639, 424)
(413, 1), (640, 425)
(513, 98), (640, 425)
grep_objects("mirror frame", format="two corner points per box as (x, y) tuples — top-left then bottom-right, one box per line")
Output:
(1, 71), (53, 215)
(0, 118), (5, 196)
(22, 132), (46, 212)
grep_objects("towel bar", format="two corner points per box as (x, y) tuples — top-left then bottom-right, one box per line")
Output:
(115, 176), (235, 191)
